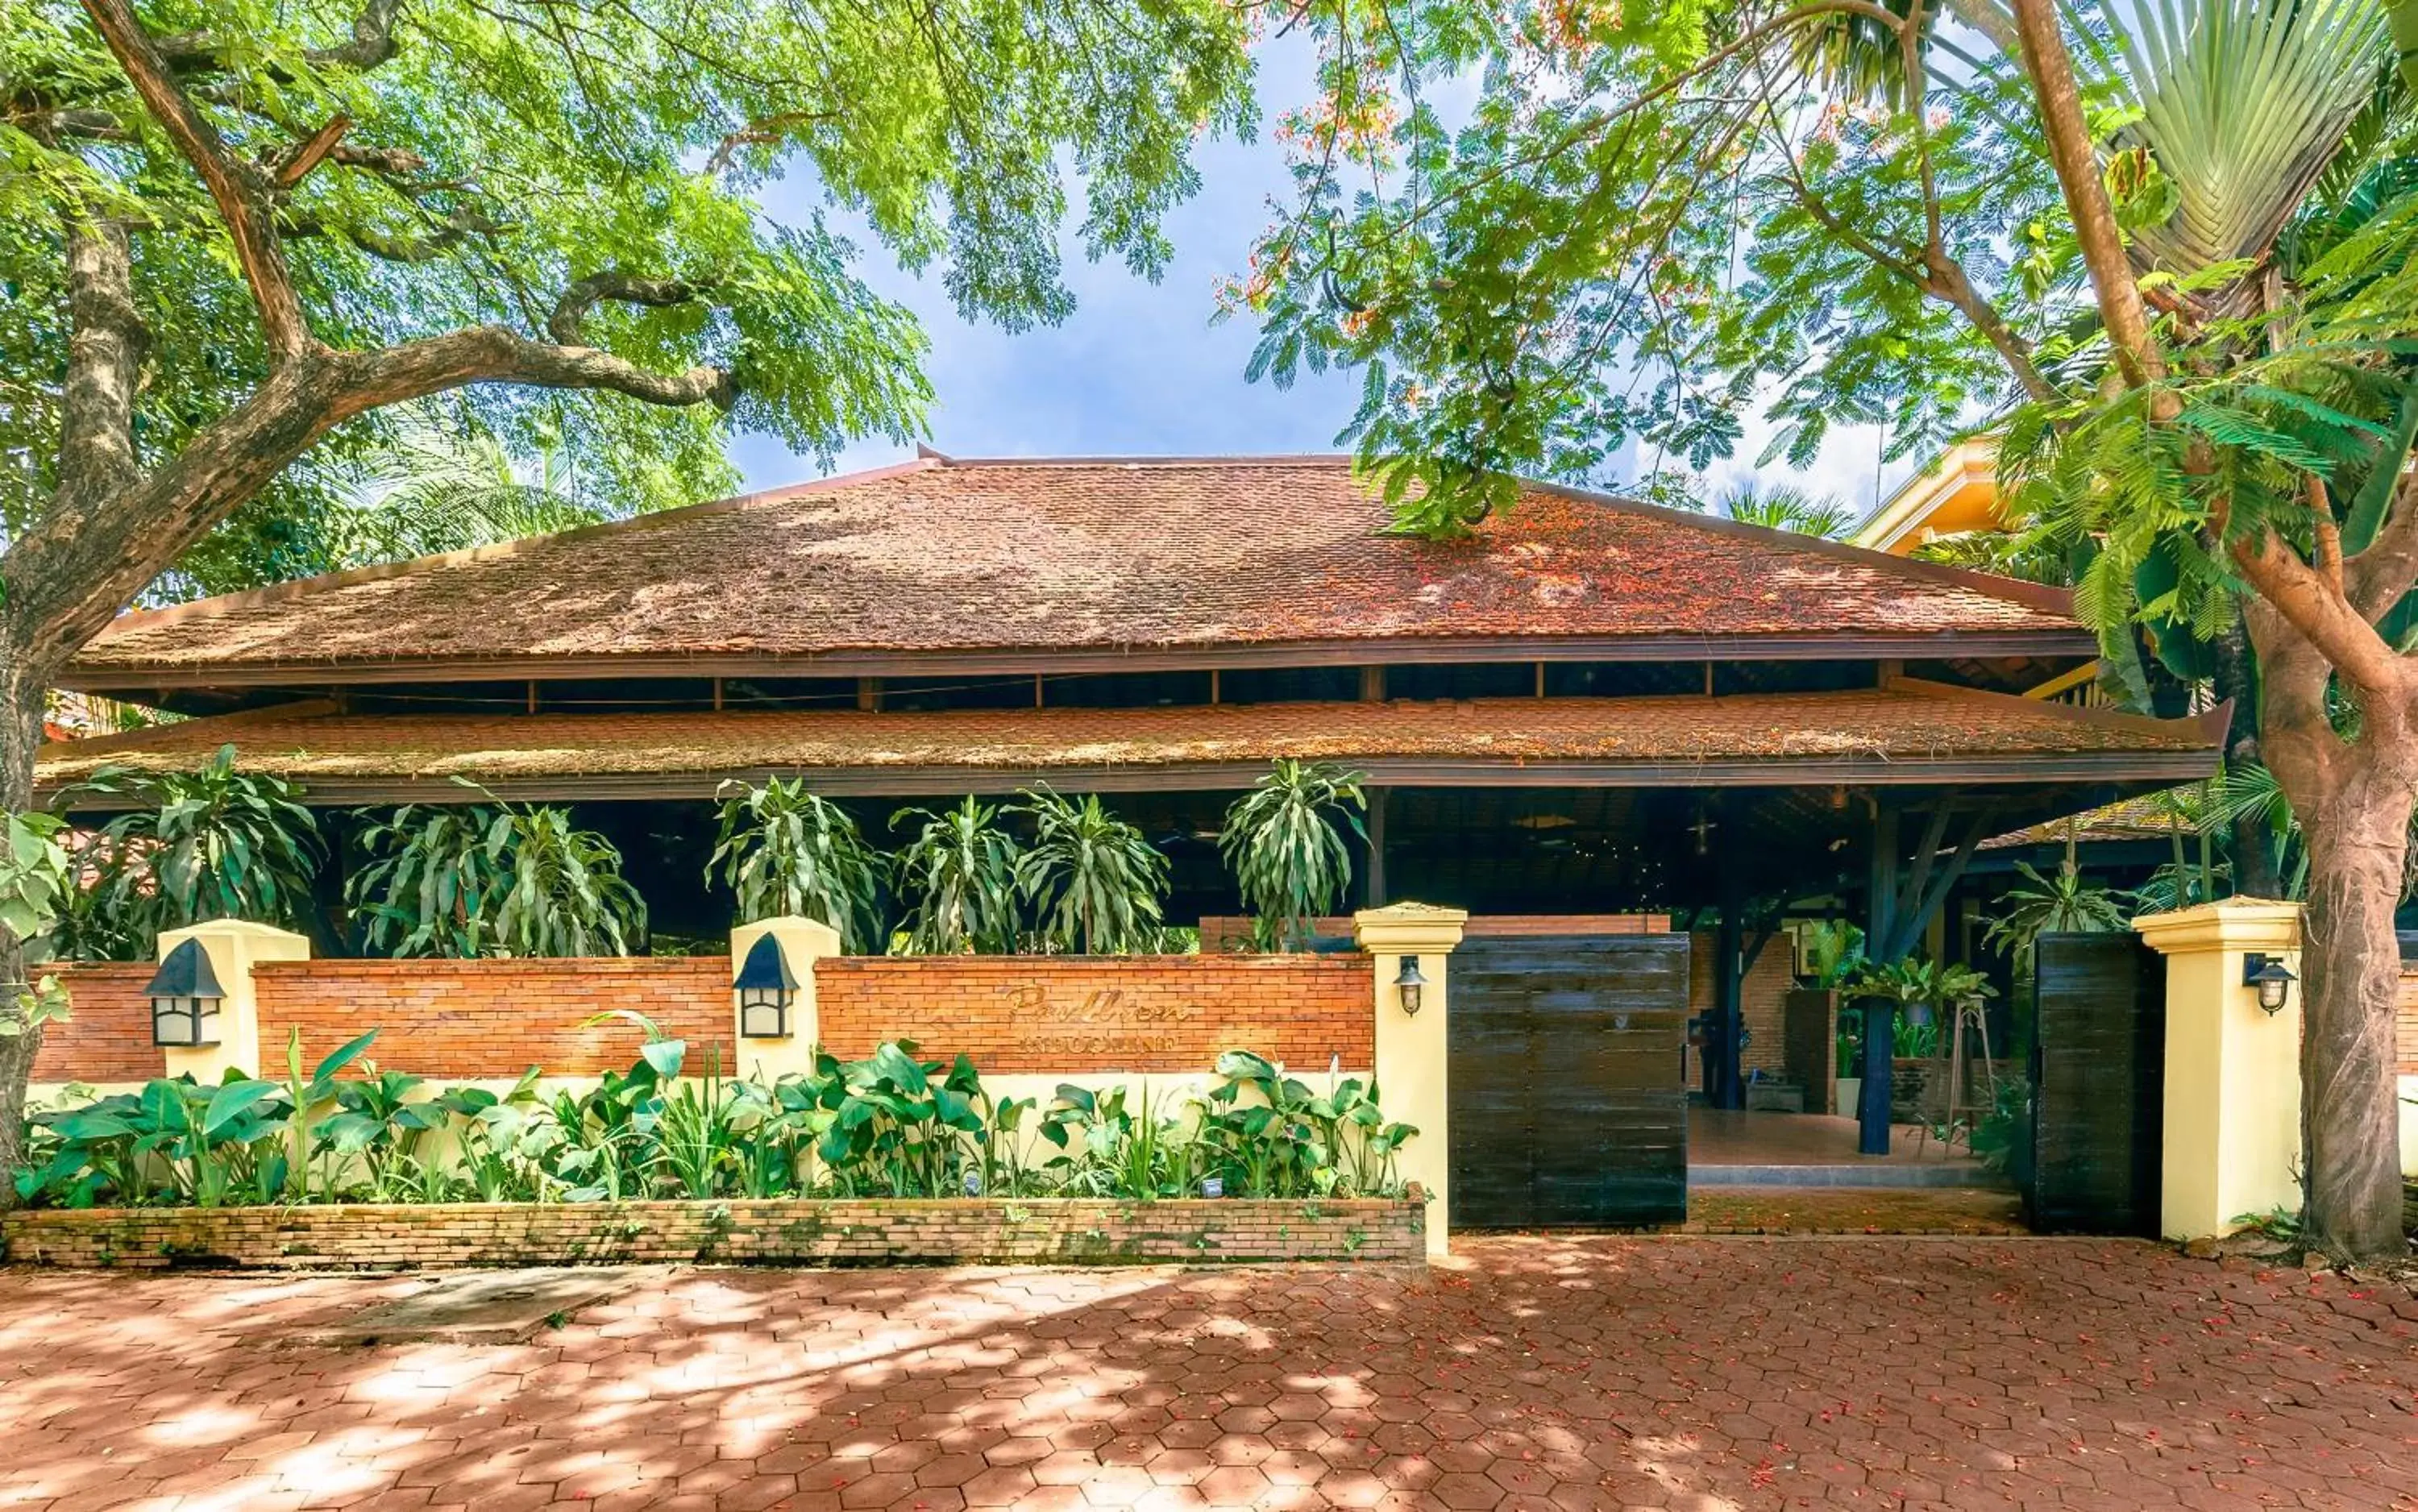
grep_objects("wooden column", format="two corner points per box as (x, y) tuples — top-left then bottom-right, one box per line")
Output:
(1365, 786), (1390, 908)
(1713, 881), (1746, 1111)
(1859, 804), (1901, 1155)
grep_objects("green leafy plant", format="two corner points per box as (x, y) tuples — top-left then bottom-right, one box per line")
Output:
(710, 778), (884, 951)
(57, 746), (322, 956)
(891, 796), (1023, 954)
(1982, 861), (2132, 962)
(351, 791), (645, 957)
(1795, 920), (1865, 991)
(1014, 788), (1170, 955)
(0, 812), (76, 1048)
(1219, 762), (1366, 951)
(1846, 957), (1996, 1063)
(275, 1028), (377, 1202)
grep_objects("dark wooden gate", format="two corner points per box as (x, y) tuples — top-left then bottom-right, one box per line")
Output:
(2028, 933), (2167, 1236)
(1448, 934), (1690, 1227)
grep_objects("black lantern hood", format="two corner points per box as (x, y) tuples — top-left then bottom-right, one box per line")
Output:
(144, 938), (224, 999)
(733, 933), (799, 994)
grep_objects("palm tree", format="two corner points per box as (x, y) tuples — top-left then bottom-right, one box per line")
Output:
(1716, 482), (1858, 539)
(1013, 789), (1170, 955)
(335, 410), (614, 565)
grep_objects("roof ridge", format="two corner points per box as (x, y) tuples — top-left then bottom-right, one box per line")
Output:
(1520, 478), (2075, 619)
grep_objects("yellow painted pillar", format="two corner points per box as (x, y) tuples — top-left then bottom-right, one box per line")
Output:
(2132, 899), (2304, 1241)
(154, 919), (312, 1080)
(729, 915), (842, 1081)
(1353, 902), (1468, 1257)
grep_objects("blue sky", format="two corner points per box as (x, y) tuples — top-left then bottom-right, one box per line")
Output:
(730, 41), (1918, 516)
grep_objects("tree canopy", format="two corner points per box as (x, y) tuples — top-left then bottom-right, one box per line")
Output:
(3, 0), (1255, 592)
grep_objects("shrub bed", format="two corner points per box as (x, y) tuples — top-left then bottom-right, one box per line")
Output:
(0, 1195), (1425, 1269)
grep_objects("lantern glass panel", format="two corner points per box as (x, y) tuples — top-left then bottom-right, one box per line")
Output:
(152, 994), (222, 1047)
(738, 988), (789, 1039)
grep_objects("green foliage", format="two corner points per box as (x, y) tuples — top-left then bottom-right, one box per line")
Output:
(1847, 956), (1994, 1010)
(56, 746), (322, 957)
(1219, 762), (1367, 951)
(350, 793), (645, 957)
(1715, 482), (1856, 539)
(11, 1030), (1411, 1209)
(1794, 919), (1865, 991)
(0, 811), (76, 1041)
(1238, 0), (2071, 531)
(709, 778), (884, 951)
(890, 796), (1024, 954)
(6, 0), (1255, 578)
(1982, 862), (2132, 961)
(1014, 788), (1170, 955)
(1967, 1075), (2034, 1177)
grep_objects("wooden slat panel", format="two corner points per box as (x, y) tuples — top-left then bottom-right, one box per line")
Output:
(2029, 933), (2166, 1236)
(1449, 936), (1690, 1227)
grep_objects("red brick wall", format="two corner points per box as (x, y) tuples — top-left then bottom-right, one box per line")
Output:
(33, 965), (158, 1082)
(1686, 932), (1797, 1085)
(252, 957), (733, 1078)
(1199, 914), (1668, 950)
(33, 953), (1375, 1082)
(816, 955), (1373, 1072)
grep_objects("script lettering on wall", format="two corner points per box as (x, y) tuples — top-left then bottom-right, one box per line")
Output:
(1003, 982), (1220, 1060)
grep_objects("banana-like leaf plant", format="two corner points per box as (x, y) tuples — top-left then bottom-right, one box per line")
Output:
(708, 778), (884, 951)
(56, 745), (322, 957)
(891, 795), (1024, 954)
(1219, 761), (1367, 952)
(1014, 788), (1170, 955)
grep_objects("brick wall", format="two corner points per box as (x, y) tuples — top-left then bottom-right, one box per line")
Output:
(252, 957), (733, 1078)
(33, 965), (157, 1082)
(815, 955), (1373, 1072)
(0, 1196), (1424, 1269)
(1685, 933), (1797, 1086)
(34, 953), (1374, 1082)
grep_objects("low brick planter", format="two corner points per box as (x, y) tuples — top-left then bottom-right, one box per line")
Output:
(1, 1196), (1425, 1271)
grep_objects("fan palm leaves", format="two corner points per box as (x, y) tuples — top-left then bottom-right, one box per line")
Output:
(891, 796), (1024, 954)
(1219, 762), (1367, 951)
(334, 411), (613, 566)
(708, 779), (885, 952)
(1014, 789), (1170, 955)
(2096, 0), (2394, 281)
(1716, 482), (1859, 539)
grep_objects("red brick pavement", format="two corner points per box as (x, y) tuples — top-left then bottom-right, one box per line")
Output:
(3, 1236), (2416, 1511)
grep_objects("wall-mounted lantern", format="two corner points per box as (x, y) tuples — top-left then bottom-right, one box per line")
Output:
(733, 933), (799, 1038)
(1394, 954), (1427, 1017)
(2243, 953), (2297, 1016)
(146, 939), (224, 1048)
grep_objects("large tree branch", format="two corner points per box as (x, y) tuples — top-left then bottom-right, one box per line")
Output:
(6, 322), (732, 674)
(2007, 0), (2164, 389)
(80, 0), (313, 363)
(2229, 523), (2407, 704)
(549, 271), (710, 345)
(51, 214), (146, 519)
(2347, 468), (2418, 625)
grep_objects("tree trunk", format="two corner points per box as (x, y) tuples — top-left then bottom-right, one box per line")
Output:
(0, 648), (54, 1209)
(2292, 754), (2413, 1260)
(2212, 612), (2283, 899)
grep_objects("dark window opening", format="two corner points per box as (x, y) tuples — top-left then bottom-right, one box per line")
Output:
(1216, 666), (1361, 704)
(883, 675), (1037, 712)
(1386, 663), (1537, 701)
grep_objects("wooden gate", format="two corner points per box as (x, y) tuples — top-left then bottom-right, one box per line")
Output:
(2028, 933), (2167, 1236)
(1448, 934), (1690, 1227)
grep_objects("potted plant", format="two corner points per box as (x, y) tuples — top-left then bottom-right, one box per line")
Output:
(1843, 957), (1996, 1124)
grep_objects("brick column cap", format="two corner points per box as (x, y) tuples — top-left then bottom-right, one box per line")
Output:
(2132, 898), (2302, 957)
